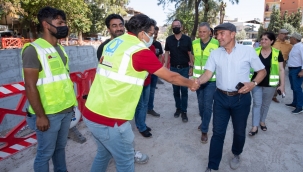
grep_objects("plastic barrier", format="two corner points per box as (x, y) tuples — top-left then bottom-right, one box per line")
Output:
(1, 38), (22, 49)
(0, 82), (36, 160)
(0, 68), (97, 160)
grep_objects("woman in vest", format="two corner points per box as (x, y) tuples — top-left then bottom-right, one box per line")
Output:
(249, 32), (285, 136)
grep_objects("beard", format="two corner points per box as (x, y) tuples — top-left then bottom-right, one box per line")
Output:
(112, 30), (124, 38)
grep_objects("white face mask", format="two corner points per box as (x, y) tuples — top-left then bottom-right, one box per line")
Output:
(142, 32), (153, 48)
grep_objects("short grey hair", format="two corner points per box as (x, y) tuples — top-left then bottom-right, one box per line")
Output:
(199, 22), (211, 30)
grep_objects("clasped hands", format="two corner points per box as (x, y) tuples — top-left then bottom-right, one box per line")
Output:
(189, 78), (201, 91)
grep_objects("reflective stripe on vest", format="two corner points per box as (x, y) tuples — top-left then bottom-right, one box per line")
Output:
(192, 38), (219, 81)
(85, 34), (148, 120)
(97, 67), (144, 86)
(255, 47), (280, 86)
(22, 38), (77, 114)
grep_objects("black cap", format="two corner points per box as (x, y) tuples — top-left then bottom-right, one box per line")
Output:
(214, 23), (236, 32)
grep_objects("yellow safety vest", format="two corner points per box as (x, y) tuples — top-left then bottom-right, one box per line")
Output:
(254, 47), (280, 86)
(22, 38), (77, 114)
(192, 38), (219, 80)
(85, 33), (148, 120)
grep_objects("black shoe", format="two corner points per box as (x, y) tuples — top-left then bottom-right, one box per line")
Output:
(137, 126), (151, 131)
(292, 107), (303, 114)
(248, 128), (258, 136)
(174, 109), (181, 118)
(148, 110), (160, 117)
(260, 125), (267, 131)
(181, 112), (188, 122)
(285, 103), (296, 108)
(146, 126), (151, 132)
(140, 129), (152, 138)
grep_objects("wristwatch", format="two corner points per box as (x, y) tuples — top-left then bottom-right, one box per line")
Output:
(189, 65), (193, 68)
(252, 80), (258, 86)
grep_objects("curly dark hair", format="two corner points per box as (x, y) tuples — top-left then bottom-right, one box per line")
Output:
(260, 32), (276, 46)
(125, 14), (156, 36)
(105, 14), (124, 29)
(37, 6), (66, 25)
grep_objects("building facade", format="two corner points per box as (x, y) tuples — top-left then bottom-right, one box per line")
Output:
(264, 0), (303, 28)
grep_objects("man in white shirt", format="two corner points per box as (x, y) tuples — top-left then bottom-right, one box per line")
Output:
(197, 23), (266, 172)
(285, 32), (303, 114)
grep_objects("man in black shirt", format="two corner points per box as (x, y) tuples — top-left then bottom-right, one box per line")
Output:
(164, 19), (194, 122)
(96, 14), (125, 61)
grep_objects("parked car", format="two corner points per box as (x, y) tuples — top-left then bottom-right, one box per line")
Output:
(238, 39), (253, 47)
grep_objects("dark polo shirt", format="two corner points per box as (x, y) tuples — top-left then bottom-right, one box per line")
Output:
(164, 34), (192, 66)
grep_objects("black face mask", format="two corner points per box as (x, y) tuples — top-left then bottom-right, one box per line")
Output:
(47, 22), (69, 39)
(172, 27), (181, 34)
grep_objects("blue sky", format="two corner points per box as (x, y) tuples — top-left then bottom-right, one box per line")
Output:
(127, 0), (265, 26)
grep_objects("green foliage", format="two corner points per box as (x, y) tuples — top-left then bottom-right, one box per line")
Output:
(267, 5), (282, 34)
(235, 29), (246, 40)
(288, 8), (302, 30)
(158, 0), (239, 40)
(257, 25), (264, 41)
(268, 7), (302, 34)
(86, 0), (129, 35)
(283, 23), (295, 34)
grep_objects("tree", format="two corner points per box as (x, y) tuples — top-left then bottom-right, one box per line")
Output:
(281, 10), (289, 24)
(283, 23), (295, 34)
(257, 24), (264, 41)
(158, 0), (239, 40)
(267, 5), (282, 34)
(235, 29), (246, 40)
(85, 0), (129, 36)
(288, 8), (302, 30)
(165, 0), (219, 38)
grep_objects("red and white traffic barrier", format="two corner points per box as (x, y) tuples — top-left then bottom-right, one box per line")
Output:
(0, 82), (25, 98)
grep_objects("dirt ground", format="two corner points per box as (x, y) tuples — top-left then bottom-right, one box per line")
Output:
(1, 68), (303, 172)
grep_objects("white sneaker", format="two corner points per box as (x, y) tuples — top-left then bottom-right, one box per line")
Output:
(134, 151), (149, 164)
(230, 154), (240, 169)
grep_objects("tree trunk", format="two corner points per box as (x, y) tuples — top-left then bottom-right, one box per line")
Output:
(78, 32), (83, 45)
(190, 0), (202, 40)
(202, 0), (209, 23)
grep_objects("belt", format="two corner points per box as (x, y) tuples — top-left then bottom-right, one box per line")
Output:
(217, 88), (239, 96)
(288, 66), (301, 69)
(171, 64), (189, 69)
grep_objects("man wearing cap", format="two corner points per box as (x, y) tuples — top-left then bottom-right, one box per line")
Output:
(272, 28), (293, 103)
(196, 23), (266, 171)
(285, 32), (303, 114)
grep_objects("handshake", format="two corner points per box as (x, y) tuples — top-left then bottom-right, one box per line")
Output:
(189, 78), (201, 91)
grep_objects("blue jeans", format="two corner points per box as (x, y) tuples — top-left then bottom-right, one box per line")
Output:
(26, 111), (73, 172)
(289, 68), (303, 108)
(135, 85), (150, 132)
(83, 118), (134, 172)
(252, 86), (276, 126)
(148, 74), (158, 111)
(196, 81), (216, 133)
(170, 67), (189, 112)
(208, 90), (251, 170)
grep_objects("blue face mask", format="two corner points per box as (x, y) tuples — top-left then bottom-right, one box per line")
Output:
(142, 32), (153, 48)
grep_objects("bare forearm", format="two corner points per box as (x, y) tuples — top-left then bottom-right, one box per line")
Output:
(164, 52), (169, 67)
(197, 70), (213, 85)
(164, 73), (192, 87)
(279, 69), (285, 87)
(25, 85), (45, 117)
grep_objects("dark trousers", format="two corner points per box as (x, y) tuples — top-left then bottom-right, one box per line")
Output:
(170, 67), (189, 112)
(148, 74), (158, 111)
(289, 67), (303, 108)
(208, 89), (251, 170)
